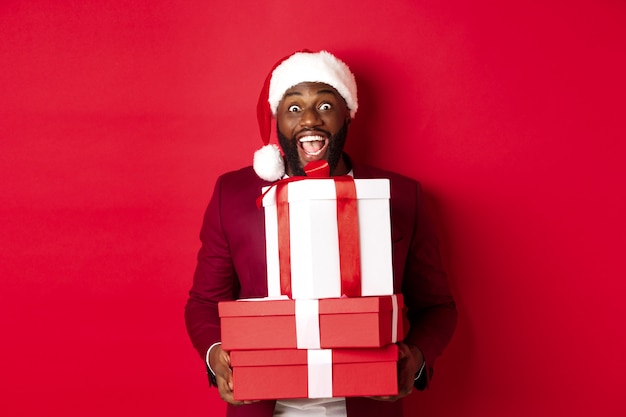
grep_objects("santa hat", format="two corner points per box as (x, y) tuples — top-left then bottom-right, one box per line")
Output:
(253, 50), (358, 181)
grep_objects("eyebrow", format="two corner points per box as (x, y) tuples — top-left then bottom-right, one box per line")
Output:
(283, 89), (339, 98)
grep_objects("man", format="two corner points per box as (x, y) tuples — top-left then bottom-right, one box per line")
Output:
(185, 50), (457, 417)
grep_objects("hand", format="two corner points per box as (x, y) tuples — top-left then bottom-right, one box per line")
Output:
(368, 342), (423, 402)
(209, 344), (258, 406)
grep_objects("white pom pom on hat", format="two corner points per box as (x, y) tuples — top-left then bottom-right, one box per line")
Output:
(253, 50), (358, 181)
(253, 144), (285, 183)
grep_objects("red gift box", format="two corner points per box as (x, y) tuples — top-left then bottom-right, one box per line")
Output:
(219, 295), (404, 350)
(230, 344), (398, 400)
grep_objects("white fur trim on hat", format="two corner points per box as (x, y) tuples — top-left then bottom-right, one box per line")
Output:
(268, 51), (358, 118)
(253, 144), (285, 182)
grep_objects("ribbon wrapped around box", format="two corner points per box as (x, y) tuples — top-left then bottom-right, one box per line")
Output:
(261, 176), (393, 299)
(219, 294), (405, 350)
(230, 344), (398, 400)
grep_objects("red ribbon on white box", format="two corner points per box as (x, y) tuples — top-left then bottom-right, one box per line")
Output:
(258, 160), (362, 300)
(275, 176), (362, 299)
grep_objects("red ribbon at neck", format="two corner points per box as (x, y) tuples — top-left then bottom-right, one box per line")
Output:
(303, 160), (330, 178)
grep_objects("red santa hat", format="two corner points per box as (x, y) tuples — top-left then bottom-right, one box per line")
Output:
(254, 50), (358, 181)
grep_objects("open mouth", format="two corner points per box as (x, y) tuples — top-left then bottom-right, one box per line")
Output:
(299, 135), (328, 157)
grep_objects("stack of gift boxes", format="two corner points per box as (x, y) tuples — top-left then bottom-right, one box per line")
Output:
(218, 177), (405, 400)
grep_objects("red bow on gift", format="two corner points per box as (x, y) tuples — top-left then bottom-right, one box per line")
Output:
(258, 161), (362, 299)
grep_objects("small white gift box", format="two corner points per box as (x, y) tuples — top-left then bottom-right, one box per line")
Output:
(261, 178), (393, 299)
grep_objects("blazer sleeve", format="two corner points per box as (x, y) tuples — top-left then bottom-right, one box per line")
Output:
(184, 175), (239, 367)
(401, 181), (457, 386)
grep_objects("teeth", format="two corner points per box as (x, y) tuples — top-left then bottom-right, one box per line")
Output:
(305, 147), (324, 156)
(299, 135), (325, 143)
(300, 135), (326, 156)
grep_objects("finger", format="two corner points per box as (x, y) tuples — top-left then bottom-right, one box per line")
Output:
(217, 380), (248, 406)
(217, 364), (253, 405)
(366, 395), (395, 402)
(397, 344), (408, 359)
(222, 350), (232, 367)
(216, 369), (237, 403)
(397, 385), (414, 398)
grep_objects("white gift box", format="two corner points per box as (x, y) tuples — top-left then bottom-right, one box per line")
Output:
(261, 178), (393, 299)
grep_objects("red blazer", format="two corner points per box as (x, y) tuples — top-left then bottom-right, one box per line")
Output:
(185, 160), (457, 417)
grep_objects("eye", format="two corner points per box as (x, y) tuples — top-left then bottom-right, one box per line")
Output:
(319, 103), (332, 111)
(288, 105), (301, 112)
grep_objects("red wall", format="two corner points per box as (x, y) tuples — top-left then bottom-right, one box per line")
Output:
(1, 1), (625, 416)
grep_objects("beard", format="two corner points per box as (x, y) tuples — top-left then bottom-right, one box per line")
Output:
(277, 122), (349, 177)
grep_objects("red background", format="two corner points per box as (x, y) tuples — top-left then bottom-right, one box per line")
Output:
(1, 1), (625, 416)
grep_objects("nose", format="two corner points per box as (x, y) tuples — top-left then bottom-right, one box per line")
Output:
(299, 106), (322, 128)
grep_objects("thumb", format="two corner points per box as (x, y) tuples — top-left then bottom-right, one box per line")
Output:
(397, 342), (410, 359)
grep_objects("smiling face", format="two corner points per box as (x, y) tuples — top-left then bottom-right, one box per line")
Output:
(276, 82), (351, 176)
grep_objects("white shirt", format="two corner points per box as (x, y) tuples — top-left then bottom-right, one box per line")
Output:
(274, 398), (346, 417)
